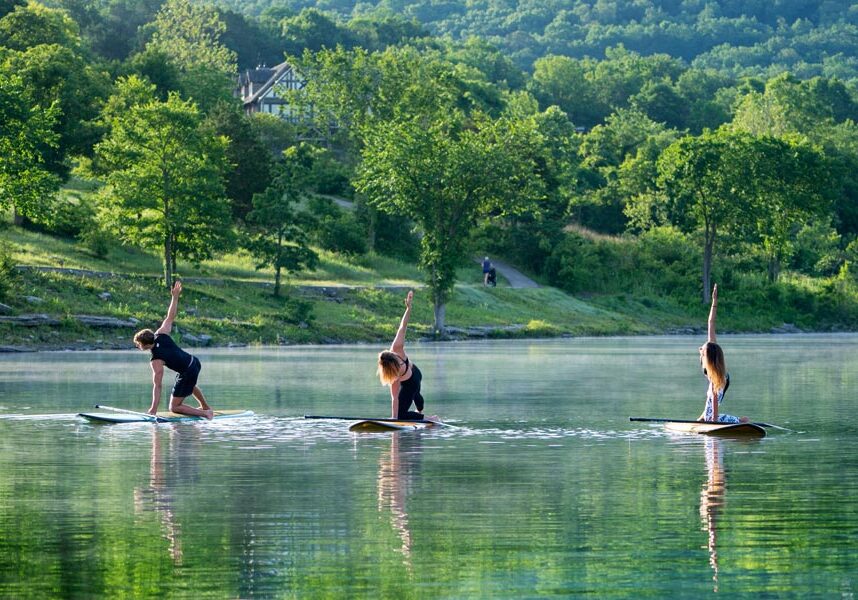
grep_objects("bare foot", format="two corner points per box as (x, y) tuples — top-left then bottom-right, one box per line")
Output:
(425, 415), (441, 423)
(204, 409), (214, 420)
(739, 416), (749, 423)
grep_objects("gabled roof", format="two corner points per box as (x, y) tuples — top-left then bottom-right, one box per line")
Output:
(243, 61), (299, 107)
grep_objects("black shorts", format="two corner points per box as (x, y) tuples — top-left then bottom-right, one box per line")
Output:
(172, 357), (201, 398)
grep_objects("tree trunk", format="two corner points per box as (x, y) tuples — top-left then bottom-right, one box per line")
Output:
(703, 224), (715, 304)
(11, 206), (23, 226)
(274, 231), (282, 297)
(367, 206), (376, 253)
(433, 301), (446, 335)
(274, 266), (282, 297)
(164, 233), (173, 289)
(767, 255), (780, 282)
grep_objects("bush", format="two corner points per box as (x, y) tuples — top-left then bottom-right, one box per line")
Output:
(792, 221), (842, 276)
(308, 196), (367, 255)
(25, 194), (97, 238)
(0, 243), (16, 301)
(77, 225), (111, 259)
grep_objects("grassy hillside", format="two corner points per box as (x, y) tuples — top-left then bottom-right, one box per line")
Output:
(0, 224), (713, 351)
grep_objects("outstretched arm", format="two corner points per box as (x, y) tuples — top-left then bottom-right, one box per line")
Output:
(155, 281), (182, 335)
(390, 290), (413, 355)
(148, 360), (164, 415)
(707, 283), (718, 343)
(390, 380), (401, 419)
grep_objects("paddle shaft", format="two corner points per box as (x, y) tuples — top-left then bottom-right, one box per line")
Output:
(630, 417), (774, 428)
(95, 404), (166, 423)
(304, 415), (432, 423)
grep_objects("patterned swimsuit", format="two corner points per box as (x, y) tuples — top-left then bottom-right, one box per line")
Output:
(703, 373), (739, 423)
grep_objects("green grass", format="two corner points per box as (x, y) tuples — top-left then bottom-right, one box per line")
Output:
(2, 222), (853, 350)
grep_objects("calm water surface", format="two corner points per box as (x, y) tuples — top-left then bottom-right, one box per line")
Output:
(1, 335), (857, 598)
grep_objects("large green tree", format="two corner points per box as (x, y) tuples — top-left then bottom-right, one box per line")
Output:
(655, 129), (831, 301)
(93, 79), (233, 287)
(356, 111), (545, 333)
(656, 130), (756, 303)
(0, 72), (60, 220)
(245, 144), (318, 297)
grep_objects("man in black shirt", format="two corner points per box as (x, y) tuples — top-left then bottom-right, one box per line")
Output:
(133, 281), (213, 419)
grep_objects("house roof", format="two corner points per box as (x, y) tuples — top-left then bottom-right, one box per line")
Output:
(242, 61), (298, 107)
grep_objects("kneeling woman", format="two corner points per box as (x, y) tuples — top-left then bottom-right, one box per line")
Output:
(698, 284), (748, 424)
(377, 290), (428, 420)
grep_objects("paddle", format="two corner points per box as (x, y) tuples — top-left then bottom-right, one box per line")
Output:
(94, 404), (168, 423)
(629, 417), (782, 429)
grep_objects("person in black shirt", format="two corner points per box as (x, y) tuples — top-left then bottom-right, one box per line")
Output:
(133, 281), (213, 420)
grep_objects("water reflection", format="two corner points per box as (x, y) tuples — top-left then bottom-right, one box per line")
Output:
(699, 438), (725, 592)
(376, 433), (422, 570)
(133, 426), (201, 565)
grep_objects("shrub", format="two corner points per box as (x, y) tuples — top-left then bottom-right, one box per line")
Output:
(24, 193), (99, 238)
(0, 243), (15, 301)
(77, 225), (111, 259)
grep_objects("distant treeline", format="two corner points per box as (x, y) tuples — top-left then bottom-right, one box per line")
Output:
(205, 0), (858, 78)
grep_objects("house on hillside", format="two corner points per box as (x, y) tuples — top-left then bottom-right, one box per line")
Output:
(236, 61), (305, 122)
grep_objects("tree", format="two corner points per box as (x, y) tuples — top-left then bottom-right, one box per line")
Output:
(356, 111), (545, 333)
(93, 80), (233, 287)
(0, 2), (80, 51)
(203, 102), (273, 222)
(3, 44), (110, 178)
(245, 144), (319, 297)
(0, 72), (60, 221)
(656, 130), (755, 303)
(143, 0), (237, 111)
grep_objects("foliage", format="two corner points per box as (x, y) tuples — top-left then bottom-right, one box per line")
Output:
(202, 102), (274, 222)
(306, 196), (365, 255)
(0, 241), (15, 300)
(0, 72), (61, 220)
(142, 0), (238, 110)
(356, 111), (545, 331)
(92, 79), (233, 287)
(245, 143), (320, 296)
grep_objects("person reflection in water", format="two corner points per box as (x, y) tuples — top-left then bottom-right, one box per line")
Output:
(377, 433), (421, 570)
(134, 427), (188, 565)
(700, 437), (725, 592)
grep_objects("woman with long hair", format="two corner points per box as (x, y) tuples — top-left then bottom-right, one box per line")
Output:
(698, 284), (748, 423)
(377, 290), (434, 421)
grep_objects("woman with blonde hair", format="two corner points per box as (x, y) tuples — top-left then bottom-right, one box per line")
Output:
(698, 284), (747, 424)
(378, 290), (432, 420)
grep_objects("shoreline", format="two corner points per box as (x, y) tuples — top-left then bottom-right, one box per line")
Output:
(1, 324), (851, 353)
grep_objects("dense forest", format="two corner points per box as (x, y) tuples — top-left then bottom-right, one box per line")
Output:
(5, 0), (858, 334)
(206, 0), (858, 78)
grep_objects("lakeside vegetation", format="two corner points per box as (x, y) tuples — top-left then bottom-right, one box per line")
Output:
(4, 0), (858, 347)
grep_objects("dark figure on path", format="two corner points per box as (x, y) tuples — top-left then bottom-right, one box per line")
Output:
(133, 281), (213, 420)
(482, 256), (492, 286)
(487, 266), (497, 287)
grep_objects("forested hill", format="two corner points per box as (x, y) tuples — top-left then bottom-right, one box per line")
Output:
(208, 0), (858, 77)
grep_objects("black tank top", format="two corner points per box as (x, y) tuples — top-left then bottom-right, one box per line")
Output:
(150, 333), (194, 373)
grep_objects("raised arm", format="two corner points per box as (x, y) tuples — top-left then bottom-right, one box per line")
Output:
(707, 284), (718, 343)
(390, 290), (413, 355)
(155, 281), (182, 335)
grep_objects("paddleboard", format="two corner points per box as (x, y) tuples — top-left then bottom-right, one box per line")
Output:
(78, 409), (254, 424)
(349, 419), (438, 432)
(664, 421), (766, 438)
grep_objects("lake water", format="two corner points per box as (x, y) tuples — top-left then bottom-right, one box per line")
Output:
(1, 335), (857, 598)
